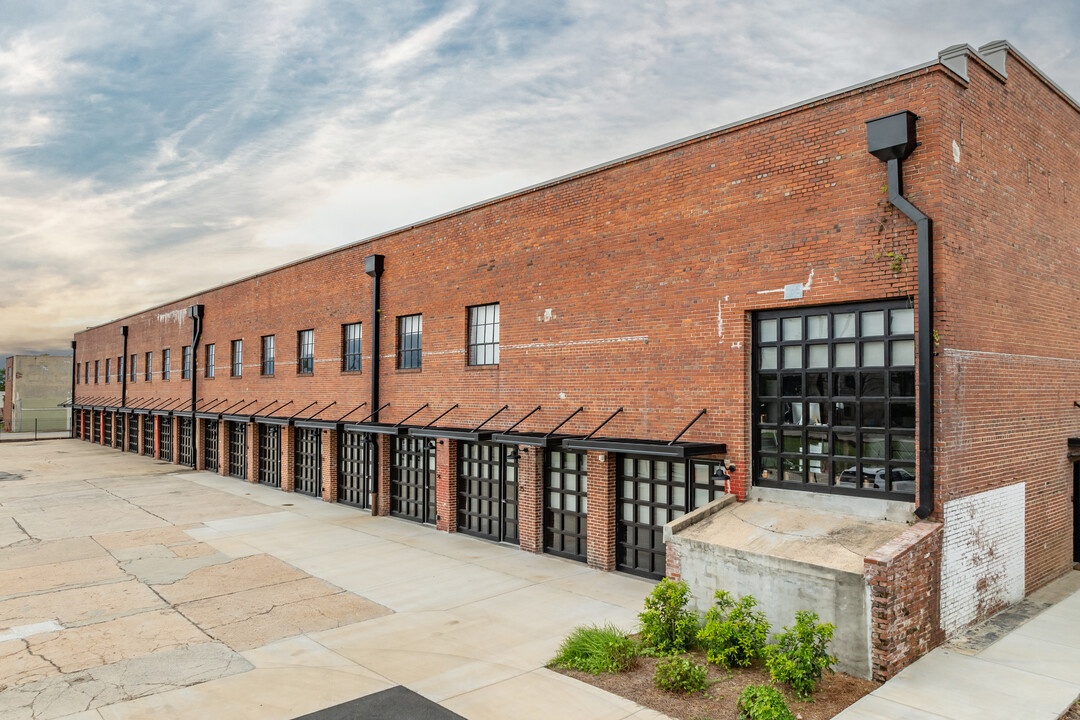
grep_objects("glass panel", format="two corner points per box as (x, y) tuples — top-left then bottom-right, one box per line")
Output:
(637, 481), (650, 501)
(694, 464), (709, 483)
(862, 341), (885, 366)
(891, 340), (915, 366)
(782, 431), (804, 454)
(835, 343), (856, 366)
(783, 402), (804, 425)
(891, 308), (915, 334)
(862, 433), (886, 458)
(863, 402), (887, 428)
(782, 456), (804, 483)
(861, 373), (886, 397)
(759, 319), (778, 342)
(656, 462), (668, 481)
(890, 465), (916, 493)
(807, 429), (828, 454)
(759, 455), (779, 481)
(694, 488), (708, 508)
(807, 315), (828, 339)
(758, 374), (779, 397)
(781, 375), (802, 396)
(655, 507), (668, 526)
(834, 313), (856, 338)
(808, 458), (830, 484)
(783, 345), (803, 369)
(782, 317), (802, 341)
(655, 483), (668, 505)
(671, 484), (685, 508)
(672, 464), (684, 483)
(861, 311), (885, 336)
(833, 372), (857, 396)
(833, 431), (857, 456)
(637, 459), (651, 479)
(623, 458), (634, 476)
(891, 436), (916, 461)
(808, 344), (828, 368)
(892, 402), (916, 429)
(833, 402), (857, 426)
(760, 347), (777, 370)
(759, 401), (779, 425)
(760, 429), (780, 452)
(806, 372), (828, 397)
(890, 370), (916, 397)
(807, 402), (825, 425)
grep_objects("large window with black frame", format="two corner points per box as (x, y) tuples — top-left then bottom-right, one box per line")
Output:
(338, 430), (374, 508)
(130, 353), (137, 382)
(204, 421), (219, 470)
(162, 349), (171, 380)
(261, 335), (275, 376)
(178, 417), (194, 467)
(159, 418), (173, 461)
(297, 330), (314, 374)
(616, 455), (726, 579)
(294, 427), (321, 495)
(397, 314), (422, 369)
(231, 340), (243, 377)
(105, 358), (110, 383)
(182, 346), (192, 380)
(205, 344), (215, 378)
(145, 352), (152, 382)
(258, 424), (281, 487)
(228, 422), (247, 479)
(127, 414), (139, 453)
(753, 301), (916, 499)
(467, 303), (500, 366)
(545, 448), (588, 561)
(391, 436), (435, 523)
(103, 412), (112, 444)
(342, 323), (362, 372)
(142, 416), (154, 455)
(457, 441), (517, 544)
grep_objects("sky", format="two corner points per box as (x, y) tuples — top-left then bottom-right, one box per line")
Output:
(1, 0), (1077, 358)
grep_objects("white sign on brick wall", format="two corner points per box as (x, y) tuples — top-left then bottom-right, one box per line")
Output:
(941, 483), (1025, 635)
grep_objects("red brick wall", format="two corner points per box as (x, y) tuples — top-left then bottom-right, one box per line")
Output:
(935, 51), (1080, 596)
(586, 451), (616, 571)
(436, 439), (458, 532)
(281, 426), (295, 492)
(375, 435), (391, 516)
(864, 520), (944, 681)
(517, 445), (544, 553)
(321, 429), (338, 502)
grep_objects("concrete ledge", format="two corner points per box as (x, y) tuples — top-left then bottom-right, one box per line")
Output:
(750, 486), (914, 524)
(664, 494), (736, 541)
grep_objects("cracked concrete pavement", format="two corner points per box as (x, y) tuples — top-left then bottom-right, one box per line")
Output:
(0, 439), (670, 720)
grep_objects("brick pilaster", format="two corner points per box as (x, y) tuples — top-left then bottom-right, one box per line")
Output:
(281, 426), (295, 492)
(517, 445), (545, 553)
(246, 422), (257, 483)
(321, 428), (338, 502)
(172, 417), (180, 465)
(154, 415), (161, 459)
(374, 434), (392, 516)
(435, 438), (458, 532)
(100, 410), (106, 446)
(219, 421), (230, 477)
(195, 418), (205, 470)
(586, 450), (616, 571)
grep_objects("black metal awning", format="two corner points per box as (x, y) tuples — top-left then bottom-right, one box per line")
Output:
(408, 426), (495, 441)
(343, 422), (410, 435)
(133, 408), (152, 415)
(490, 432), (580, 448)
(220, 413), (255, 423)
(253, 415), (292, 427)
(561, 437), (726, 458)
(92, 405), (105, 411)
(150, 409), (174, 417)
(194, 412), (223, 420)
(294, 419), (339, 430)
(117, 407), (134, 414)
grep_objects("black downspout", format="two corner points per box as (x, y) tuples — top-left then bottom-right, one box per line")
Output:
(188, 305), (204, 425)
(866, 111), (934, 519)
(120, 326), (129, 408)
(70, 340), (77, 438)
(365, 256), (385, 422)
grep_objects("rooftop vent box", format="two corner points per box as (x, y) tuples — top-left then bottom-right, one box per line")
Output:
(865, 110), (919, 162)
(365, 254), (384, 277)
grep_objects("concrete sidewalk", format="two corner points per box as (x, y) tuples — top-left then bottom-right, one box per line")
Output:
(0, 430), (71, 442)
(837, 570), (1080, 720)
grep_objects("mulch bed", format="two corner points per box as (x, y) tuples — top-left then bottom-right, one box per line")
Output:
(1064, 700), (1080, 719)
(553, 649), (878, 720)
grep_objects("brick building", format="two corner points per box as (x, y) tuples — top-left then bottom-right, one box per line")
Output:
(70, 41), (1079, 680)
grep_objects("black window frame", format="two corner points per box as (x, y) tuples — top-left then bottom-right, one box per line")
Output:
(94, 360), (99, 384)
(205, 344), (215, 378)
(105, 358), (111, 383)
(231, 340), (243, 377)
(181, 345), (192, 380)
(397, 314), (422, 370)
(297, 329), (314, 375)
(130, 353), (137, 383)
(261, 335), (275, 376)
(162, 349), (171, 380)
(342, 323), (362, 373)
(753, 300), (917, 500)
(467, 302), (500, 366)
(145, 351), (153, 382)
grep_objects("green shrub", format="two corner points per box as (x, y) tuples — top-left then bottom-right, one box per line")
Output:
(550, 624), (638, 674)
(736, 685), (795, 720)
(764, 611), (837, 699)
(638, 578), (698, 654)
(653, 655), (708, 694)
(697, 590), (770, 668)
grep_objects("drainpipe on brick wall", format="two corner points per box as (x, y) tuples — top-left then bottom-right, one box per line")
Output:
(866, 111), (935, 519)
(120, 326), (128, 408)
(70, 340), (77, 438)
(365, 256), (385, 423)
(188, 305), (204, 427)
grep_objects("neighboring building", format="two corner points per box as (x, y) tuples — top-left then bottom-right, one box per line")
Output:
(70, 41), (1079, 681)
(4, 355), (73, 433)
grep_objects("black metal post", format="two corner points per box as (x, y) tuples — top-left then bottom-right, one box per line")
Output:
(365, 255), (385, 422)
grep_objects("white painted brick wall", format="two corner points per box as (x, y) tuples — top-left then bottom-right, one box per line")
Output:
(941, 483), (1025, 635)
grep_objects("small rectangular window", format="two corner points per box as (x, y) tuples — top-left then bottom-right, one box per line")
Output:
(398, 314), (422, 369)
(130, 354), (137, 382)
(84, 362), (89, 384)
(146, 352), (152, 382)
(95, 360), (99, 384)
(105, 358), (111, 383)
(162, 349), (171, 380)
(182, 346), (192, 379)
(298, 329), (314, 374)
(205, 344), (215, 378)
(468, 303), (500, 366)
(261, 335), (275, 376)
(342, 323), (362, 372)
(232, 340), (243, 377)
(117, 356), (122, 382)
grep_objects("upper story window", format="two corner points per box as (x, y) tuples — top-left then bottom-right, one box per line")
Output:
(298, 330), (314, 374)
(205, 344), (215, 378)
(105, 358), (111, 383)
(232, 340), (243, 377)
(261, 335), (275, 376)
(182, 346), (192, 379)
(753, 301), (916, 500)
(343, 323), (362, 372)
(84, 362), (89, 384)
(116, 356), (122, 382)
(162, 349), (171, 380)
(145, 352), (152, 382)
(468, 303), (500, 366)
(130, 354), (137, 382)
(397, 314), (422, 370)
(94, 360), (99, 383)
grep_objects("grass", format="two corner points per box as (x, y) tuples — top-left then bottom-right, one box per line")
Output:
(549, 624), (639, 675)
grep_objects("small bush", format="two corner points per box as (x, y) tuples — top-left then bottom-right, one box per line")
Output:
(550, 624), (638, 674)
(764, 610), (837, 699)
(654, 656), (708, 694)
(638, 578), (698, 654)
(737, 685), (795, 720)
(697, 590), (770, 668)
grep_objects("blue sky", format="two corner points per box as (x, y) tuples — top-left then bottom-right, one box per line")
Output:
(1, 1), (1077, 357)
